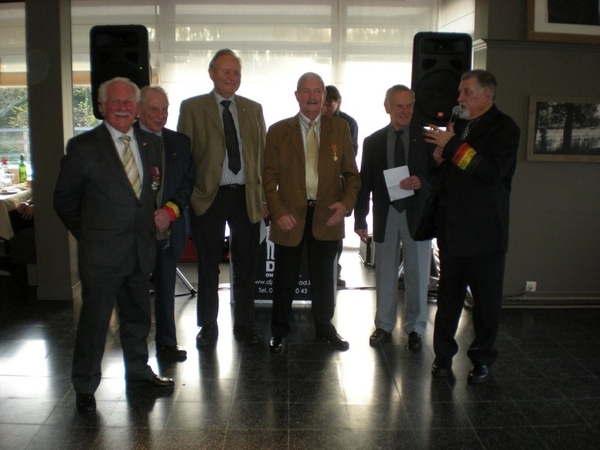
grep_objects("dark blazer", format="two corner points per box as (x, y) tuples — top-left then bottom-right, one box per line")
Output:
(177, 92), (266, 224)
(354, 122), (435, 243)
(263, 114), (361, 246)
(160, 127), (195, 257)
(53, 123), (162, 278)
(436, 104), (520, 257)
(134, 123), (195, 258)
(335, 110), (359, 155)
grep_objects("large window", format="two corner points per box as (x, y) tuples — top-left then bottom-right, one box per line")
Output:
(71, 0), (440, 144)
(1, 0), (442, 170)
(0, 2), (27, 169)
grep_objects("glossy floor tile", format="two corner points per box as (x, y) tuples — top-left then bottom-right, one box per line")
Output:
(1, 246), (599, 449)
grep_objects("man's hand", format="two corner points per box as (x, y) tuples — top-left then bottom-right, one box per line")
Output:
(326, 201), (347, 226)
(276, 214), (297, 232)
(424, 122), (455, 149)
(399, 175), (421, 191)
(355, 228), (369, 243)
(154, 208), (170, 233)
(16, 202), (34, 220)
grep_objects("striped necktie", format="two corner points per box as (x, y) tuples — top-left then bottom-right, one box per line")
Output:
(305, 120), (319, 199)
(119, 135), (141, 198)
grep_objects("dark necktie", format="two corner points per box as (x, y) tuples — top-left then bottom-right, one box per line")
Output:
(221, 100), (241, 174)
(394, 129), (406, 167)
(461, 119), (476, 140)
(392, 129), (406, 213)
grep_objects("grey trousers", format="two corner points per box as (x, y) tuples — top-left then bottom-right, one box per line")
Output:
(374, 207), (431, 335)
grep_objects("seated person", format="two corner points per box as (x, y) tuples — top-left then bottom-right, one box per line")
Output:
(9, 200), (34, 235)
(7, 199), (36, 266)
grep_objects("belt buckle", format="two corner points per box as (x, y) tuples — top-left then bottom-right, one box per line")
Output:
(307, 200), (317, 207)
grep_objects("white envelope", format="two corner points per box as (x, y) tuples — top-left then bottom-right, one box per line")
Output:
(383, 166), (413, 200)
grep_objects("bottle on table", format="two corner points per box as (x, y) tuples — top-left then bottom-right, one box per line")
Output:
(19, 155), (27, 184)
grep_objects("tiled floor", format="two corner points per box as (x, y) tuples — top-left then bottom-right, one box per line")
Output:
(1, 246), (599, 449)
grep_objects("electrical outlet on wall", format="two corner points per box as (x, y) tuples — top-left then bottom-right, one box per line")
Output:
(526, 281), (537, 292)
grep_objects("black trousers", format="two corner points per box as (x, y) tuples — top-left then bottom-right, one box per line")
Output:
(72, 268), (154, 394)
(433, 249), (506, 366)
(153, 243), (179, 347)
(271, 205), (339, 338)
(191, 186), (260, 329)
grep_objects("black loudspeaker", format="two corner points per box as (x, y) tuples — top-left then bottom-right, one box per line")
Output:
(411, 32), (472, 127)
(90, 25), (151, 119)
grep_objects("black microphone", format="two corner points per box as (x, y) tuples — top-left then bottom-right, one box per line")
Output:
(449, 105), (462, 125)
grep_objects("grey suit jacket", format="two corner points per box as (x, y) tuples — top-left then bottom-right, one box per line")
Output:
(354, 123), (436, 243)
(53, 123), (162, 278)
(177, 92), (266, 224)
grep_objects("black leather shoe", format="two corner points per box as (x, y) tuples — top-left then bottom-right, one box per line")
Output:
(233, 324), (262, 345)
(431, 359), (452, 378)
(369, 328), (392, 346)
(407, 332), (423, 350)
(337, 277), (347, 287)
(196, 322), (218, 347)
(76, 393), (96, 414)
(269, 336), (285, 353)
(139, 374), (175, 389)
(157, 345), (187, 361)
(317, 333), (350, 351)
(468, 364), (491, 384)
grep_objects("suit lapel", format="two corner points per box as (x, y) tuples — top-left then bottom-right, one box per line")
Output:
(372, 127), (389, 171)
(204, 95), (223, 135)
(97, 125), (135, 195)
(289, 117), (305, 166)
(134, 128), (158, 198)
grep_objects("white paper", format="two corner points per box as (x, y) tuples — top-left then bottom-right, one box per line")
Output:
(383, 166), (413, 201)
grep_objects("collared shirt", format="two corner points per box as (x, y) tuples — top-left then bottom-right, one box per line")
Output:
(386, 124), (410, 169)
(105, 122), (144, 182)
(214, 91), (245, 186)
(298, 112), (321, 201)
(298, 112), (321, 149)
(139, 122), (162, 138)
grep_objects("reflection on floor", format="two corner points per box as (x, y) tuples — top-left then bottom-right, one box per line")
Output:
(0, 248), (599, 449)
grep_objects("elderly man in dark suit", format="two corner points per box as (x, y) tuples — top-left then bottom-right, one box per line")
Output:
(136, 86), (195, 361)
(263, 72), (361, 353)
(177, 49), (267, 347)
(54, 77), (174, 415)
(424, 69), (520, 384)
(355, 85), (436, 350)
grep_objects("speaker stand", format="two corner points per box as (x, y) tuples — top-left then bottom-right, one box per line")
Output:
(176, 266), (197, 297)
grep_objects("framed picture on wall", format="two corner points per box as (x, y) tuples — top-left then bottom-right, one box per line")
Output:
(527, 96), (600, 162)
(527, 0), (600, 44)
